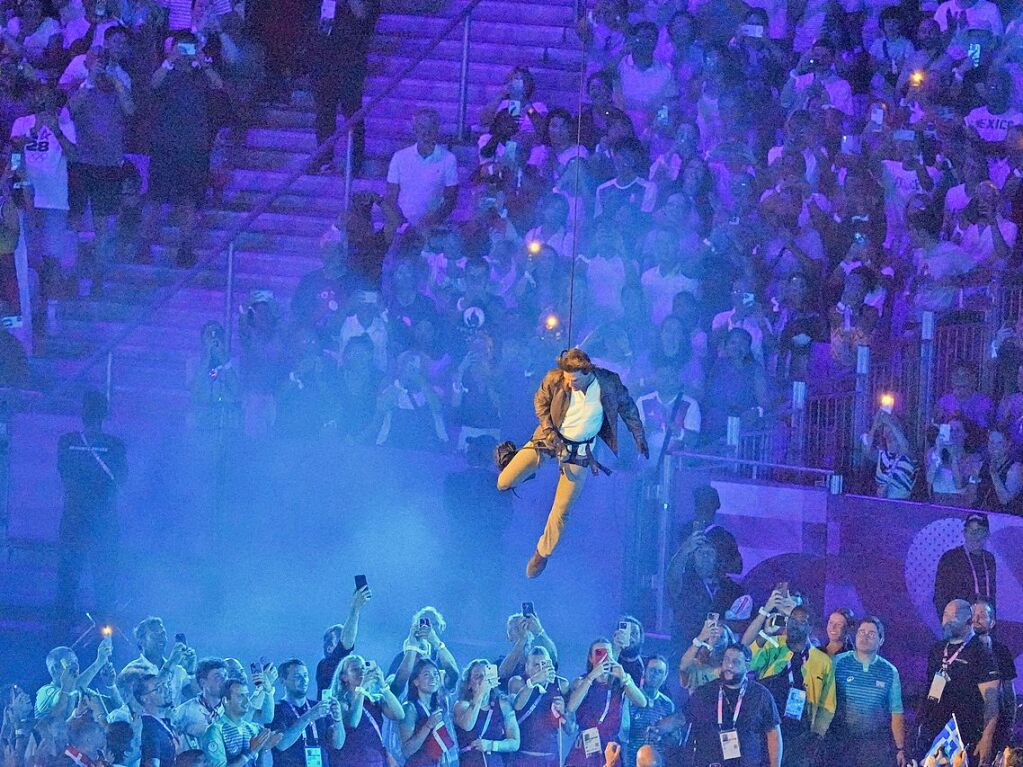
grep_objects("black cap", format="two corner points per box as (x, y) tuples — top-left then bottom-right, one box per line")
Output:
(964, 512), (989, 528)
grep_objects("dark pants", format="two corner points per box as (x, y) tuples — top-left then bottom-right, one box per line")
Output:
(56, 507), (119, 622)
(780, 718), (817, 767)
(311, 62), (367, 173)
(825, 735), (894, 767)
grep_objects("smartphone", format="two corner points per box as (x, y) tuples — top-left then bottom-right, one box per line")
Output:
(175, 632), (187, 645)
(775, 581), (790, 599)
(485, 663), (499, 686)
(618, 621), (630, 633)
(321, 687), (334, 702)
(250, 662), (262, 686)
(177, 42), (197, 56)
(870, 105), (885, 126)
(354, 574), (368, 591)
(655, 104), (669, 126)
(95, 0), (106, 16)
(419, 617), (431, 629)
(320, 0), (335, 20)
(879, 394), (895, 414)
(967, 42), (981, 68)
(507, 100), (522, 118)
(742, 292), (755, 307)
(593, 647), (609, 665)
(840, 134), (861, 156)
(939, 423), (951, 443)
(767, 614), (785, 632)
(522, 601), (535, 617)
(707, 612), (720, 625)
(9, 152), (21, 171)
(739, 23), (764, 38)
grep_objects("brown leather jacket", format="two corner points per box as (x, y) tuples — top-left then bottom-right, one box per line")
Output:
(530, 367), (648, 456)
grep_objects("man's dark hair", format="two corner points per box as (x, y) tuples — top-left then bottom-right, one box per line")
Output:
(587, 70), (612, 92)
(723, 642), (751, 662)
(175, 750), (207, 767)
(223, 678), (247, 700)
(972, 597), (995, 619)
(106, 720), (135, 763)
(632, 21), (658, 38)
(68, 716), (104, 746)
(645, 654), (669, 668)
(278, 658), (306, 681)
(195, 657), (227, 683)
(132, 673), (158, 705)
(557, 348), (594, 373)
(545, 107), (574, 134)
(856, 615), (886, 640)
(82, 389), (108, 423)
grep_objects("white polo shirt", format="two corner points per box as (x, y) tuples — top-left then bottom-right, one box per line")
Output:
(560, 377), (603, 444)
(386, 143), (458, 225)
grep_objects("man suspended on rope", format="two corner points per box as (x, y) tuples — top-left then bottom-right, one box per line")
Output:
(495, 347), (649, 578)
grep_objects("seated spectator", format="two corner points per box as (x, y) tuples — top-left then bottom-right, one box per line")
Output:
(973, 429), (1023, 514)
(937, 360), (994, 431)
(577, 70), (630, 151)
(863, 408), (917, 500)
(933, 0), (1003, 38)
(828, 266), (879, 374)
(926, 418), (984, 507)
(292, 229), (357, 350)
(711, 277), (773, 364)
(451, 333), (501, 450)
(524, 192), (574, 262)
(640, 230), (699, 326)
(949, 181), (1016, 270)
(275, 327), (333, 439)
(338, 290), (388, 372)
(330, 335), (382, 444)
(386, 256), (438, 354)
(702, 327), (769, 444)
(384, 109), (458, 234)
(480, 66), (548, 138)
(868, 7), (914, 96)
(995, 361), (1023, 449)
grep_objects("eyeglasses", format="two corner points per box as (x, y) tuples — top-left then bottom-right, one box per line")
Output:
(856, 630), (879, 638)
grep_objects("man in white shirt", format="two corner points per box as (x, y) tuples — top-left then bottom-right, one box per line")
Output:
(780, 39), (854, 115)
(965, 71), (1023, 154)
(384, 108), (458, 232)
(10, 87), (78, 288)
(933, 0), (1003, 37)
(121, 617), (195, 705)
(495, 348), (648, 577)
(637, 363), (701, 455)
(616, 22), (677, 136)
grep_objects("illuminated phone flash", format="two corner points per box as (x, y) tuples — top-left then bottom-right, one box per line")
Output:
(527, 240), (542, 256)
(879, 393), (895, 413)
(101, 625), (113, 637)
(909, 70), (924, 87)
(545, 314), (560, 331)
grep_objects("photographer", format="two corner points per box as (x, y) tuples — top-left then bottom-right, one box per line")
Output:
(925, 418), (983, 507)
(141, 30), (224, 267)
(862, 406), (917, 500)
(506, 646), (568, 767)
(1, 0), (62, 70)
(187, 320), (241, 434)
(66, 42), (133, 288)
(973, 429), (1023, 514)
(497, 610), (558, 684)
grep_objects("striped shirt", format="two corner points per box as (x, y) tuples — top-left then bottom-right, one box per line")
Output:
(832, 652), (903, 738)
(202, 714), (259, 767)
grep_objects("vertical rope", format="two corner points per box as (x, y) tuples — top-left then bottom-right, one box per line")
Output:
(566, 7), (590, 349)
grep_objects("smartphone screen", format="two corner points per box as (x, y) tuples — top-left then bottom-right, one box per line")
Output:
(177, 42), (196, 56)
(707, 612), (719, 625)
(419, 617), (431, 629)
(618, 621), (630, 632)
(10, 152), (22, 171)
(593, 647), (608, 665)
(522, 601), (534, 617)
(354, 574), (368, 591)
(175, 632), (187, 645)
(320, 0), (336, 20)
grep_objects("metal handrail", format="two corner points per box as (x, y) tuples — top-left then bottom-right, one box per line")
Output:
(38, 0), (489, 409)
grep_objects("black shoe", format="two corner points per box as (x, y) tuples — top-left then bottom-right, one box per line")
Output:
(495, 440), (518, 470)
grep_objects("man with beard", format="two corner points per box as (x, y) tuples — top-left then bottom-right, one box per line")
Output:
(748, 605), (835, 767)
(270, 660), (343, 767)
(915, 599), (1000, 765)
(686, 643), (782, 767)
(972, 599), (1017, 757)
(174, 659), (230, 750)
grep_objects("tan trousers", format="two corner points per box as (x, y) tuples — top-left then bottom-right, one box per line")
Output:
(497, 441), (589, 558)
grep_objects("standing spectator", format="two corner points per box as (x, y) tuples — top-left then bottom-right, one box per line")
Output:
(398, 658), (454, 767)
(821, 609), (855, 658)
(971, 599), (1018, 757)
(973, 429), (1023, 514)
(496, 610), (558, 684)
(372, 351), (448, 450)
(122, 618), (195, 706)
(616, 22), (677, 137)
(330, 655), (404, 767)
(315, 585), (372, 695)
(10, 85), (77, 296)
(307, 0), (379, 174)
(453, 660), (520, 764)
(932, 512), (997, 622)
(56, 717), (107, 767)
(937, 361), (994, 431)
(506, 646), (567, 767)
(1, 0), (61, 69)
(55, 390), (126, 623)
(136, 675), (181, 767)
(269, 659), (342, 767)
(384, 109), (458, 234)
(678, 617), (735, 694)
(565, 640), (647, 767)
(292, 230), (356, 350)
(67, 43), (134, 288)
(915, 599), (1000, 766)
(636, 363), (701, 454)
(173, 658), (228, 750)
(36, 642), (112, 718)
(825, 617), (906, 767)
(593, 139), (656, 223)
(747, 604), (836, 767)
(142, 32), (224, 267)
(686, 644), (782, 767)
(188, 321), (241, 434)
(862, 409), (917, 500)
(201, 679), (280, 767)
(622, 656), (675, 767)
(666, 541), (743, 659)
(701, 327), (769, 445)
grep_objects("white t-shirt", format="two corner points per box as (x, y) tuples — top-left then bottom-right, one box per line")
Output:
(386, 143), (459, 226)
(964, 106), (1023, 143)
(61, 17), (120, 49)
(641, 266), (700, 326)
(788, 72), (854, 115)
(10, 113), (77, 211)
(933, 0), (1003, 35)
(616, 54), (677, 133)
(560, 376), (603, 444)
(5, 16), (61, 60)
(158, 0), (231, 31)
(594, 177), (658, 219)
(59, 55), (132, 91)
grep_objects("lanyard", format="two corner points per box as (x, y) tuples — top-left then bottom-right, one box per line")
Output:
(285, 702), (318, 745)
(963, 548), (991, 598)
(80, 432), (116, 481)
(717, 680), (748, 729)
(144, 715), (181, 753)
(597, 687), (613, 724)
(518, 688), (545, 724)
(360, 699), (384, 744)
(941, 639), (970, 673)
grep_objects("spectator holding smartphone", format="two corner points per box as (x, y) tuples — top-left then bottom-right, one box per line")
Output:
(142, 31), (224, 267)
(507, 646), (568, 767)
(399, 658), (453, 767)
(330, 655), (403, 767)
(566, 640), (646, 767)
(498, 609), (558, 684)
(610, 617), (645, 686)
(454, 660), (520, 765)
(270, 659), (343, 767)
(314, 585), (372, 695)
(622, 656), (675, 767)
